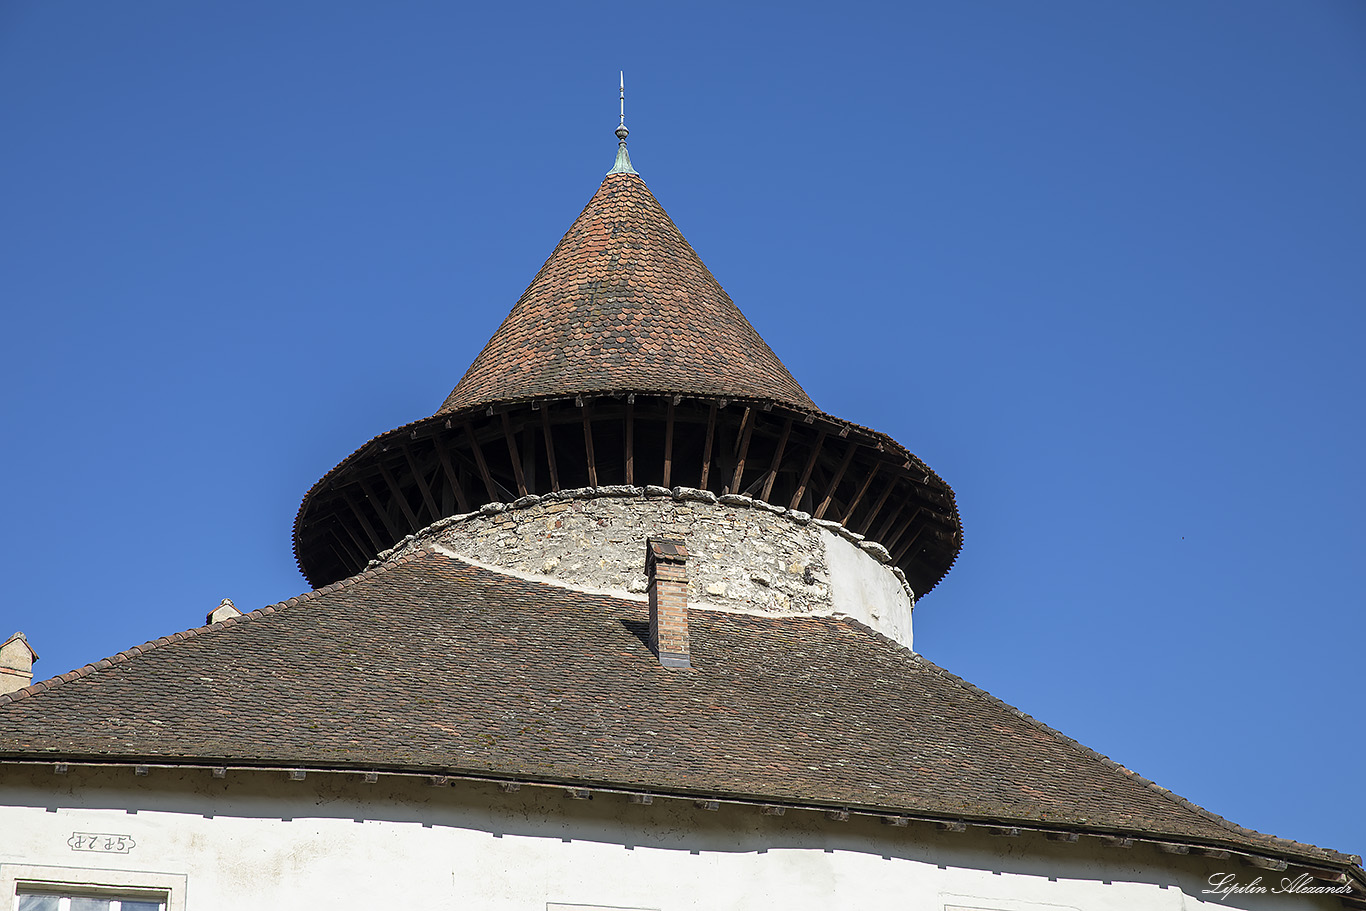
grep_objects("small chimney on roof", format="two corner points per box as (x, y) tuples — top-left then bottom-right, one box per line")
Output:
(207, 599), (243, 625)
(0, 631), (39, 696)
(646, 538), (690, 668)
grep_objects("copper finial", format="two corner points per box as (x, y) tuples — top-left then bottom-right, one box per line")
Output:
(609, 71), (637, 175)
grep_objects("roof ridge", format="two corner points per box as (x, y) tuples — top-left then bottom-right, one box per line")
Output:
(905, 651), (1357, 864)
(0, 547), (440, 709)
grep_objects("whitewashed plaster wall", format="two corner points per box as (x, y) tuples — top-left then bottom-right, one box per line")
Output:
(820, 529), (914, 650)
(0, 766), (1344, 911)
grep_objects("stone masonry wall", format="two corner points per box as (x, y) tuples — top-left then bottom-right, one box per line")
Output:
(378, 486), (914, 616)
(444, 492), (828, 613)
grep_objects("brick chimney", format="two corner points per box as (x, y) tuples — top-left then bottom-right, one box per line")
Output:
(646, 538), (690, 668)
(0, 631), (39, 696)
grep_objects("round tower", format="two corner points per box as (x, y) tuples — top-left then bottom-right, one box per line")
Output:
(292, 120), (962, 645)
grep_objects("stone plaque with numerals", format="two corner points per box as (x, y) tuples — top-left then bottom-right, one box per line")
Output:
(67, 832), (136, 853)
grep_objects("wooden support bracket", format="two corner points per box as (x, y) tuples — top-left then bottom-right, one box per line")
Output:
(464, 422), (499, 503)
(760, 417), (792, 503)
(376, 461), (420, 530)
(401, 444), (440, 523)
(500, 412), (528, 497)
(699, 402), (718, 489)
(582, 404), (598, 488)
(790, 429), (828, 510)
(540, 407), (560, 491)
(662, 398), (675, 488)
(430, 433), (470, 514)
(624, 399), (635, 486)
(730, 407), (754, 494)
(814, 441), (858, 520)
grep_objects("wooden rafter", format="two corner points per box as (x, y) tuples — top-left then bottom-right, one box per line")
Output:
(328, 526), (365, 570)
(624, 398), (635, 486)
(739, 472), (770, 498)
(882, 506), (923, 555)
(334, 511), (374, 562)
(340, 488), (386, 551)
(840, 461), (881, 525)
(858, 475), (897, 536)
(522, 424), (536, 491)
(729, 407), (754, 494)
(662, 398), (675, 488)
(699, 402), (718, 489)
(427, 460), (451, 516)
(759, 417), (792, 503)
(355, 477), (402, 541)
(501, 412), (528, 497)
(377, 461), (420, 530)
(789, 429), (828, 511)
(814, 441), (858, 520)
(431, 433), (470, 514)
(325, 541), (351, 575)
(401, 444), (440, 523)
(540, 407), (560, 491)
(464, 422), (499, 504)
(582, 403), (599, 488)
(891, 523), (927, 566)
(874, 499), (906, 545)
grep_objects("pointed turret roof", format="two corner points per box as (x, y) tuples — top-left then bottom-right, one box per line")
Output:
(440, 171), (816, 414)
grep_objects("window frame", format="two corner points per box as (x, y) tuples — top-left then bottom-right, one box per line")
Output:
(1, 865), (185, 911)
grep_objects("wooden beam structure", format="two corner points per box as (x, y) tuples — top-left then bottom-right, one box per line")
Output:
(334, 512), (373, 565)
(356, 477), (402, 541)
(340, 489), (385, 552)
(431, 433), (470, 514)
(729, 407), (754, 494)
(540, 407), (560, 491)
(814, 441), (858, 520)
(624, 398), (635, 486)
(699, 402), (717, 489)
(295, 394), (962, 594)
(840, 460), (880, 524)
(582, 403), (599, 488)
(857, 476), (897, 536)
(464, 422), (499, 504)
(662, 398), (675, 488)
(401, 444), (440, 523)
(759, 417), (792, 503)
(522, 424), (536, 491)
(890, 523), (926, 566)
(376, 461), (420, 530)
(874, 500), (906, 546)
(789, 429), (828, 511)
(882, 504), (922, 551)
(501, 412), (528, 497)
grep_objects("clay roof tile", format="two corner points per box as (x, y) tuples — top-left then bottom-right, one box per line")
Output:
(439, 173), (815, 414)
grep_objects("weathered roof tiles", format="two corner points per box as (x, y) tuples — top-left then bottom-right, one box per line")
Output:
(440, 173), (817, 414)
(0, 550), (1357, 873)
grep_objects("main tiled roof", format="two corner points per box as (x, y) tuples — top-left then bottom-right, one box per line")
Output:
(0, 551), (1353, 869)
(439, 173), (817, 413)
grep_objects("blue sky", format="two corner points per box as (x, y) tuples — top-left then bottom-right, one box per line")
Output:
(2, 1), (1363, 860)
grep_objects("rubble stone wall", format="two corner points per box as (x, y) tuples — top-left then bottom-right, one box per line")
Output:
(436, 492), (831, 614)
(379, 487), (916, 647)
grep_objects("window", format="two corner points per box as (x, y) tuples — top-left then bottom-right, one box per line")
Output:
(1, 866), (184, 911)
(18, 894), (165, 911)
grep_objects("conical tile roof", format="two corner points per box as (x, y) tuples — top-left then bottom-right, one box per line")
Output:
(439, 172), (817, 414)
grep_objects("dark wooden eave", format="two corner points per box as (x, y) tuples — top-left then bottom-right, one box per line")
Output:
(293, 394), (962, 593)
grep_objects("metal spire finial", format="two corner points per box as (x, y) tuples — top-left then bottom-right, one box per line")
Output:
(608, 70), (638, 175)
